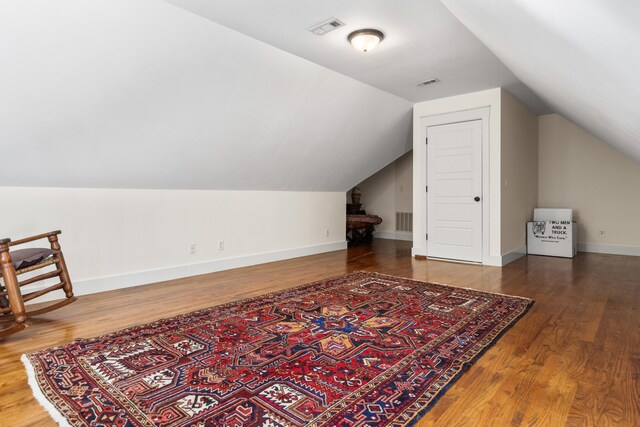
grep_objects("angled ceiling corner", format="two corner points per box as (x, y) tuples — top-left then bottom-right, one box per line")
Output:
(442, 0), (640, 163)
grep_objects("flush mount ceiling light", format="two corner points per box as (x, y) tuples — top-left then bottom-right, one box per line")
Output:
(348, 29), (384, 53)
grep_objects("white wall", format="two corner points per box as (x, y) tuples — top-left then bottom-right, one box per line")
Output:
(413, 88), (502, 263)
(501, 90), (538, 255)
(0, 188), (346, 299)
(352, 164), (395, 233)
(539, 114), (640, 255)
(395, 151), (414, 215)
(350, 151), (413, 240)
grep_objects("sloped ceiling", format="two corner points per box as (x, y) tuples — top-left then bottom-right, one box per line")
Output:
(164, 0), (550, 115)
(0, 0), (412, 191)
(442, 0), (640, 163)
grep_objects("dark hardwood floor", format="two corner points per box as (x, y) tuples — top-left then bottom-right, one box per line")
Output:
(1, 239), (638, 426)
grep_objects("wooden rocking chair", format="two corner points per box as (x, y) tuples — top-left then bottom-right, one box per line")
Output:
(0, 230), (77, 338)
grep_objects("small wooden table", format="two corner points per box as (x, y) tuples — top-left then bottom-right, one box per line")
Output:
(346, 214), (382, 246)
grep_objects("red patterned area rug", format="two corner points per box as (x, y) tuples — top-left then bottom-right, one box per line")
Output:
(23, 271), (533, 427)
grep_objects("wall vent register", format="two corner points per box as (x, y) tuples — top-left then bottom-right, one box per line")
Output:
(396, 212), (413, 232)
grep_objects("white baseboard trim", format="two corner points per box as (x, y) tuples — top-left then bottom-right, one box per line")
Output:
(411, 247), (426, 257)
(30, 241), (348, 303)
(482, 255), (503, 267)
(578, 243), (640, 257)
(373, 231), (413, 241)
(411, 245), (527, 267)
(501, 245), (527, 266)
(410, 246), (520, 267)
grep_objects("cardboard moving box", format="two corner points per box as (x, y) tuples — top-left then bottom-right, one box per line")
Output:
(527, 209), (577, 258)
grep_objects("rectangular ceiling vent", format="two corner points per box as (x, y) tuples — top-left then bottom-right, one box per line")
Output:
(309, 18), (345, 36)
(417, 78), (440, 87)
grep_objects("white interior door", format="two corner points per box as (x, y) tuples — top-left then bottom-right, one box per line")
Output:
(427, 120), (483, 262)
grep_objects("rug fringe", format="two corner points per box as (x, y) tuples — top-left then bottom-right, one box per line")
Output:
(21, 354), (72, 427)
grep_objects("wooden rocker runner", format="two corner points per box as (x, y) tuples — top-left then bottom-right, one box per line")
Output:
(0, 230), (77, 338)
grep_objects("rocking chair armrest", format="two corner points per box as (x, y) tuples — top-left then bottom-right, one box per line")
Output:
(7, 230), (62, 247)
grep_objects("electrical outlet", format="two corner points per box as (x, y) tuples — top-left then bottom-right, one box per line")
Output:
(599, 230), (606, 238)
(218, 240), (224, 250)
(189, 243), (196, 255)
(325, 229), (330, 237)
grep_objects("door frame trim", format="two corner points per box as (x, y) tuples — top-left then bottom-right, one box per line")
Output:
(419, 107), (490, 264)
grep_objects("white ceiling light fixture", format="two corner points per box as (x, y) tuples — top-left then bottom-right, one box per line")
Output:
(348, 29), (384, 53)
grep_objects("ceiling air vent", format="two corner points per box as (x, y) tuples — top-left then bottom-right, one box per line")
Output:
(309, 18), (345, 36)
(417, 78), (440, 87)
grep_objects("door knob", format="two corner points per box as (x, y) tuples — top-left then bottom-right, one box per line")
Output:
(474, 196), (481, 202)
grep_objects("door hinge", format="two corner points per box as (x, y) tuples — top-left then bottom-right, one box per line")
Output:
(425, 186), (428, 192)
(426, 233), (429, 241)
(425, 137), (428, 144)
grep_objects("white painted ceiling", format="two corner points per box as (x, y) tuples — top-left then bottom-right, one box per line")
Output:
(5, 0), (635, 193)
(164, 0), (551, 115)
(0, 0), (412, 191)
(442, 0), (640, 163)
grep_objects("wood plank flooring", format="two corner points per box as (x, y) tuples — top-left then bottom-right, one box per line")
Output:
(1, 239), (638, 426)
